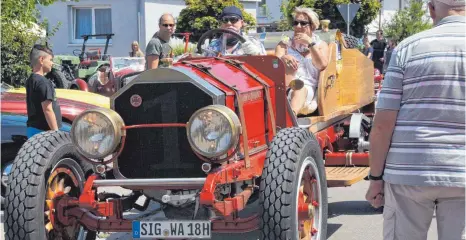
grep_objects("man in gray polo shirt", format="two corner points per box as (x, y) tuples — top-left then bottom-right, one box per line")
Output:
(365, 0), (465, 239)
(145, 13), (175, 69)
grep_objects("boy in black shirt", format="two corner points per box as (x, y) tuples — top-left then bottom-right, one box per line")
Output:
(26, 44), (62, 138)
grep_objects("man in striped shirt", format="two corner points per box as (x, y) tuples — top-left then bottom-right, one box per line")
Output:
(365, 0), (465, 239)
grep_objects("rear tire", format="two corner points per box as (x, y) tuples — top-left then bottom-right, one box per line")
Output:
(342, 34), (358, 49)
(4, 131), (96, 240)
(46, 69), (71, 89)
(259, 127), (328, 240)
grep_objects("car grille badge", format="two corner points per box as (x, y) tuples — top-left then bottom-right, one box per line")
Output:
(130, 94), (142, 107)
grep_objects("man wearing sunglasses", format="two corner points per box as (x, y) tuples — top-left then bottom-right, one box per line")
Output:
(146, 13), (176, 69)
(25, 44), (63, 138)
(204, 6), (266, 56)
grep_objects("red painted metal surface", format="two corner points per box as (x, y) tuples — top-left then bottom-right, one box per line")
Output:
(175, 58), (276, 154)
(314, 126), (344, 151)
(1, 91), (94, 122)
(79, 60), (92, 67)
(124, 123), (187, 130)
(73, 78), (89, 91)
(212, 215), (259, 233)
(298, 191), (309, 220)
(200, 151), (266, 216)
(324, 152), (369, 166)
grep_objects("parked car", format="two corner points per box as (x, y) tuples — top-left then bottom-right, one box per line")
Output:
(75, 56), (145, 97)
(1, 83), (109, 208)
(1, 82), (109, 122)
(5, 28), (375, 240)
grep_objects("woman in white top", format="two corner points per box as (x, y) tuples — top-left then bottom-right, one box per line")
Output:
(275, 7), (329, 115)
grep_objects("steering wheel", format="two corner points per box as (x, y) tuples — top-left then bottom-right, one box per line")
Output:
(73, 49), (83, 57)
(196, 28), (246, 55)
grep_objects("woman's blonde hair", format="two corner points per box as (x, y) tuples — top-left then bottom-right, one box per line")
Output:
(131, 41), (144, 57)
(292, 7), (320, 31)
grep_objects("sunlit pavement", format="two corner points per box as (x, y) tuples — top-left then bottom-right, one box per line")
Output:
(1, 180), (438, 239)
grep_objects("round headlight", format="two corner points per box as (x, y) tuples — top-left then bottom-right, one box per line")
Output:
(71, 108), (125, 159)
(187, 105), (241, 159)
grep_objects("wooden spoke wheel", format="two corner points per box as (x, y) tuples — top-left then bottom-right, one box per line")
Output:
(297, 158), (323, 240)
(45, 163), (87, 239)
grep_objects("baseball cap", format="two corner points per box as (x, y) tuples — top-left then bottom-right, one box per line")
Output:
(220, 6), (243, 19)
(434, 0), (465, 6)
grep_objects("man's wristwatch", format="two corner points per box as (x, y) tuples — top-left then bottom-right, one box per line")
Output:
(308, 42), (317, 48)
(367, 173), (384, 181)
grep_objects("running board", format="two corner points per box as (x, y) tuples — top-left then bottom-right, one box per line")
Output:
(325, 167), (369, 188)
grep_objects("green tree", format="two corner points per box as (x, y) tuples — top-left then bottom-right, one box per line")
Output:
(176, 0), (256, 42)
(383, 0), (432, 43)
(1, 0), (62, 86)
(280, 0), (382, 37)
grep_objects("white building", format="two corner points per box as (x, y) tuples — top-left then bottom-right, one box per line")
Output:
(37, 0), (261, 57)
(256, 0), (422, 36)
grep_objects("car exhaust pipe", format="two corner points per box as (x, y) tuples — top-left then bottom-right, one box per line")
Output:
(93, 178), (206, 189)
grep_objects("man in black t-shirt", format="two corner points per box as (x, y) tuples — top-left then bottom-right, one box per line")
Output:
(26, 44), (62, 138)
(370, 30), (387, 73)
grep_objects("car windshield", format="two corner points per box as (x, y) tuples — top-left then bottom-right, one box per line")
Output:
(111, 57), (145, 72)
(1, 82), (14, 93)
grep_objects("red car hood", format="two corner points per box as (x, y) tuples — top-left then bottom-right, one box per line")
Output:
(113, 68), (142, 79)
(1, 92), (98, 122)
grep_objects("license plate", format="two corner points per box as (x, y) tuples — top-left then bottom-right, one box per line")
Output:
(132, 220), (211, 239)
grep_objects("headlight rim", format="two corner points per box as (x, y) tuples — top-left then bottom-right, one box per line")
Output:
(71, 107), (125, 160)
(187, 105), (241, 159)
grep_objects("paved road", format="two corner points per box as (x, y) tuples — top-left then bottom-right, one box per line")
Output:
(1, 180), (439, 239)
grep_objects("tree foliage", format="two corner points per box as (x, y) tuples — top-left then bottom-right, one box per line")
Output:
(176, 0), (256, 42)
(383, 0), (432, 43)
(280, 0), (382, 37)
(1, 0), (63, 86)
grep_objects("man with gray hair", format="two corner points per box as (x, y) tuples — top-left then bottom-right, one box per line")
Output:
(365, 0), (465, 239)
(26, 44), (62, 138)
(145, 13), (176, 69)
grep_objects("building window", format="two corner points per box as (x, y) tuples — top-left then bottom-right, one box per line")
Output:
(258, 0), (267, 17)
(72, 7), (112, 43)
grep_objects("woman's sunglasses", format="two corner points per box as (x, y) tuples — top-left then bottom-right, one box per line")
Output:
(162, 24), (175, 27)
(293, 20), (310, 27)
(221, 16), (240, 24)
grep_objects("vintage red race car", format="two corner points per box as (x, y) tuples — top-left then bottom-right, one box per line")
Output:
(4, 29), (374, 240)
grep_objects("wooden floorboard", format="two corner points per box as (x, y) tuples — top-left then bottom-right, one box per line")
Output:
(326, 167), (369, 188)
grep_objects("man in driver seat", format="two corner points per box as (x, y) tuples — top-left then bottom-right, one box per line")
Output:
(204, 6), (266, 56)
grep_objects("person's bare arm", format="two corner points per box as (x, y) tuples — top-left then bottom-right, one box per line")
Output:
(309, 41), (329, 71)
(41, 100), (59, 130)
(369, 110), (398, 176)
(146, 55), (159, 70)
(275, 42), (298, 70)
(275, 42), (286, 58)
(367, 52), (373, 59)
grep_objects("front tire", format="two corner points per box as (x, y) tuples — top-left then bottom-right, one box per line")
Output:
(259, 127), (328, 240)
(4, 131), (96, 240)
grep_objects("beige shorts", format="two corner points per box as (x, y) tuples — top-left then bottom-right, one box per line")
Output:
(383, 183), (465, 240)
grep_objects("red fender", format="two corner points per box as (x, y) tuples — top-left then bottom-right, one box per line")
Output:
(71, 78), (89, 92)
